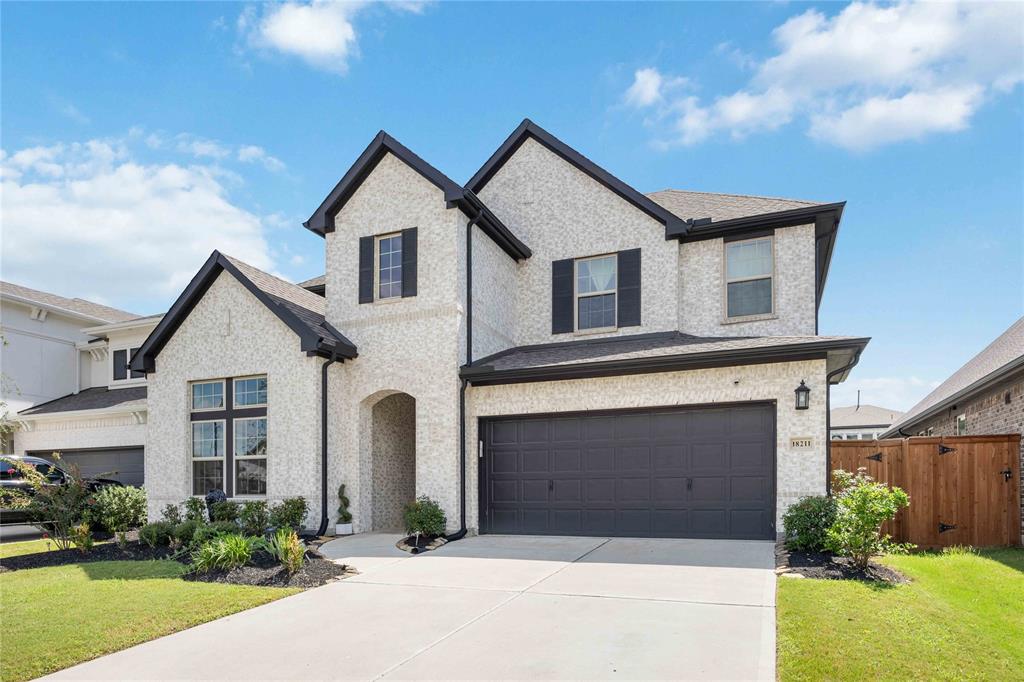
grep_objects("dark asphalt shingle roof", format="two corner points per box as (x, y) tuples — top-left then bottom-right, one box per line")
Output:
(646, 190), (823, 223)
(19, 386), (147, 416)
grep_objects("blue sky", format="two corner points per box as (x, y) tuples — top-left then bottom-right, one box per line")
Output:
(2, 1), (1022, 411)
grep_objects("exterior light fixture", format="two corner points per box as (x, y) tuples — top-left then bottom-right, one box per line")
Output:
(795, 380), (810, 410)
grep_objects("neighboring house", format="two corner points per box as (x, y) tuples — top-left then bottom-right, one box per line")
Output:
(880, 316), (1023, 533)
(131, 119), (868, 540)
(830, 404), (903, 440)
(3, 281), (162, 484)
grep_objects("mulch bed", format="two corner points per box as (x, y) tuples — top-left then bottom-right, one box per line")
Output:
(775, 542), (909, 584)
(2, 534), (351, 590)
(183, 548), (351, 589)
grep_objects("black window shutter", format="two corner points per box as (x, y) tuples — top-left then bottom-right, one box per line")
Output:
(551, 258), (574, 334)
(358, 236), (374, 304)
(617, 248), (641, 328)
(401, 227), (417, 297)
(112, 349), (127, 381)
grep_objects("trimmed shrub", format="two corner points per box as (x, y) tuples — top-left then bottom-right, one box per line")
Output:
(173, 519), (201, 547)
(826, 468), (911, 568)
(403, 496), (446, 538)
(139, 521), (175, 547)
(191, 533), (255, 573)
(93, 485), (147, 547)
(160, 503), (183, 525)
(239, 500), (270, 536)
(183, 497), (207, 522)
(269, 497), (308, 532)
(336, 484), (352, 524)
(189, 521), (240, 548)
(261, 528), (305, 575)
(782, 495), (837, 551)
(210, 501), (239, 524)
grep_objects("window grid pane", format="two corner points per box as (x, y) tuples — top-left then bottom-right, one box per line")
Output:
(578, 293), (616, 330)
(378, 235), (403, 299)
(191, 381), (224, 410)
(234, 377), (267, 407)
(234, 418), (267, 458)
(235, 460), (267, 496)
(193, 460), (223, 496)
(191, 421), (224, 458)
(727, 278), (772, 317)
(577, 256), (616, 294)
(726, 239), (772, 280)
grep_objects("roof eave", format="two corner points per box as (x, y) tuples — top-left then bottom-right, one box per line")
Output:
(879, 356), (1024, 438)
(461, 337), (870, 386)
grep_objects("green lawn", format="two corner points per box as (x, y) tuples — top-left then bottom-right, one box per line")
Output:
(778, 548), (1024, 681)
(1, 560), (298, 682)
(0, 538), (56, 559)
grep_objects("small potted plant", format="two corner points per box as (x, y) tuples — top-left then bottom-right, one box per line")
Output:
(335, 484), (353, 535)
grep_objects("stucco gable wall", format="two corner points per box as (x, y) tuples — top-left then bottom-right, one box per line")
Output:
(679, 223), (817, 337)
(478, 137), (679, 346)
(145, 272), (323, 526)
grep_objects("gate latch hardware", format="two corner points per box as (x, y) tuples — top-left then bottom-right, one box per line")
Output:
(1001, 468), (1013, 482)
(866, 452), (883, 462)
(938, 444), (957, 455)
(939, 522), (957, 533)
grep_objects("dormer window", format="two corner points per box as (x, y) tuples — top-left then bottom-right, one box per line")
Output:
(575, 254), (617, 331)
(725, 236), (773, 319)
(112, 346), (144, 383)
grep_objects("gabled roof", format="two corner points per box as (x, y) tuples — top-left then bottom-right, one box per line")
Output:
(19, 386), (147, 417)
(647, 189), (823, 223)
(303, 131), (530, 261)
(130, 252), (356, 374)
(881, 316), (1024, 438)
(0, 280), (139, 323)
(467, 119), (688, 236)
(830, 404), (903, 429)
(461, 331), (869, 386)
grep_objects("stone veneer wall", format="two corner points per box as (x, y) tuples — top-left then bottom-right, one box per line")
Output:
(326, 152), (464, 533)
(466, 358), (829, 534)
(370, 392), (416, 531)
(477, 137), (678, 346)
(678, 224), (817, 337)
(909, 374), (1024, 542)
(145, 272), (324, 527)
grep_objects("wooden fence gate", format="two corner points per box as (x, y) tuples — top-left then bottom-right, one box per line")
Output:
(830, 435), (1021, 548)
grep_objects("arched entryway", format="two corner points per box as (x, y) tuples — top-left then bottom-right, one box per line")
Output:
(368, 392), (416, 531)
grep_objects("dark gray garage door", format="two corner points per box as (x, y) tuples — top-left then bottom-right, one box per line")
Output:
(480, 404), (775, 540)
(31, 448), (144, 487)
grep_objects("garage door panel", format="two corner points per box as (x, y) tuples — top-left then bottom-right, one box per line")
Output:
(481, 404), (775, 540)
(491, 421), (518, 444)
(42, 448), (144, 487)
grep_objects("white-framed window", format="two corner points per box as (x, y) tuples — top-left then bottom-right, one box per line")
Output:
(575, 254), (617, 331)
(725, 237), (774, 319)
(191, 380), (225, 411)
(111, 346), (144, 383)
(860, 432), (874, 440)
(955, 414), (967, 435)
(376, 232), (403, 300)
(191, 419), (225, 495)
(233, 417), (267, 496)
(234, 376), (267, 407)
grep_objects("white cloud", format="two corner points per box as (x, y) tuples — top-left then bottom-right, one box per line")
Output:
(1, 135), (275, 311)
(238, 144), (286, 172)
(175, 134), (231, 159)
(626, 1), (1023, 150)
(830, 376), (941, 413)
(239, 1), (428, 75)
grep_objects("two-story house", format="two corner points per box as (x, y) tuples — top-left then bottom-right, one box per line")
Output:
(3, 281), (162, 485)
(131, 119), (868, 541)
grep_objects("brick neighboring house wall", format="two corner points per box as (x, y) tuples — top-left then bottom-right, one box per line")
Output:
(910, 375), (1024, 541)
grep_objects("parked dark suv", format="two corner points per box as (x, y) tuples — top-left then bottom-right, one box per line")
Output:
(0, 455), (123, 525)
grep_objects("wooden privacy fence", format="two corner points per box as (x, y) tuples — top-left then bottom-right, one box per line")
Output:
(830, 435), (1021, 548)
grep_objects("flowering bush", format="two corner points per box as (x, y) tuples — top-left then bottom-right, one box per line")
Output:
(827, 468), (911, 568)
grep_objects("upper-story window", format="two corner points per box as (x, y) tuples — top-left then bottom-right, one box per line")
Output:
(575, 254), (617, 331)
(725, 237), (773, 319)
(112, 346), (144, 383)
(376, 233), (403, 300)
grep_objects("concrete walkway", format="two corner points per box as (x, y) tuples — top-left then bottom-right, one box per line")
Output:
(47, 533), (776, 681)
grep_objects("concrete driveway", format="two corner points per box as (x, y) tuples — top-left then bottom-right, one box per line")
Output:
(48, 533), (776, 681)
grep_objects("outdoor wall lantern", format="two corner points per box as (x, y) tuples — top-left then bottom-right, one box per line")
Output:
(795, 380), (810, 410)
